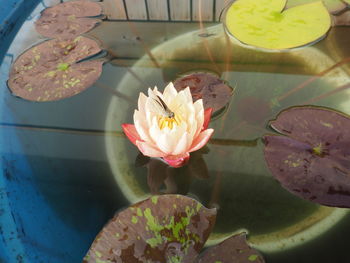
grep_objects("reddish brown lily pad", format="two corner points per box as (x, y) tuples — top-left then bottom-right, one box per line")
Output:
(84, 195), (217, 263)
(8, 36), (103, 101)
(35, 0), (102, 39)
(264, 106), (350, 208)
(174, 72), (234, 113)
(196, 233), (265, 263)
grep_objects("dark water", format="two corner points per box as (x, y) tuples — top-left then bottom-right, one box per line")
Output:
(2, 19), (350, 262)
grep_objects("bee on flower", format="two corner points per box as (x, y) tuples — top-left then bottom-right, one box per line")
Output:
(122, 82), (214, 168)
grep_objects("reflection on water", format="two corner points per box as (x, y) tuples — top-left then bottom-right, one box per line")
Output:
(2, 17), (350, 262)
(104, 22), (350, 260)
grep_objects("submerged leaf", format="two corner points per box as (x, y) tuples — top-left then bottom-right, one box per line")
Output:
(264, 106), (350, 207)
(8, 36), (103, 101)
(84, 195), (216, 263)
(333, 10), (350, 26)
(35, 0), (102, 39)
(225, 0), (331, 50)
(174, 72), (233, 113)
(287, 0), (347, 14)
(196, 233), (265, 263)
(237, 96), (271, 124)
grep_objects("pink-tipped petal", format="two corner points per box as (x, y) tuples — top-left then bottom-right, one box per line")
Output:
(163, 153), (190, 168)
(203, 108), (213, 130)
(122, 124), (142, 146)
(189, 129), (214, 153)
(136, 141), (165, 158)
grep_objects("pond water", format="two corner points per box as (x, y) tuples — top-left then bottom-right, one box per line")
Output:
(1, 2), (350, 263)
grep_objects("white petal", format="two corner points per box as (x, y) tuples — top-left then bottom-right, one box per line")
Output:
(134, 110), (160, 148)
(163, 82), (178, 103)
(136, 141), (165, 157)
(156, 131), (175, 154)
(137, 92), (148, 113)
(179, 87), (193, 104)
(171, 132), (189, 155)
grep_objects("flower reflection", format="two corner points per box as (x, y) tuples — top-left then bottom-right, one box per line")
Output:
(122, 82), (214, 167)
(135, 147), (210, 195)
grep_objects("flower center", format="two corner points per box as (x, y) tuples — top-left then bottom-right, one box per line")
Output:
(158, 114), (181, 130)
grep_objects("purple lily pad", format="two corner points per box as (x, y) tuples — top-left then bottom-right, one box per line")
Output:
(173, 72), (234, 113)
(196, 233), (265, 263)
(84, 195), (217, 263)
(264, 106), (350, 208)
(35, 0), (102, 39)
(8, 36), (103, 101)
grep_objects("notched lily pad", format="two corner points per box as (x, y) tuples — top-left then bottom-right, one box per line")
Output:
(196, 233), (265, 263)
(35, 0), (102, 39)
(287, 0), (347, 14)
(8, 36), (103, 101)
(174, 72), (234, 113)
(264, 106), (350, 207)
(84, 195), (217, 263)
(225, 0), (331, 50)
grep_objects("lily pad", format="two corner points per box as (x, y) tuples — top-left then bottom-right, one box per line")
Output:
(225, 0), (331, 50)
(196, 233), (265, 263)
(35, 0), (102, 39)
(286, 0), (347, 14)
(264, 106), (350, 207)
(173, 72), (234, 113)
(8, 36), (103, 101)
(84, 195), (217, 263)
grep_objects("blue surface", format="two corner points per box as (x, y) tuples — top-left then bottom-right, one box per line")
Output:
(0, 0), (41, 64)
(0, 1), (111, 262)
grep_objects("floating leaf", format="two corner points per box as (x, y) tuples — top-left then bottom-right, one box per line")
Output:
(264, 106), (350, 207)
(196, 233), (265, 263)
(225, 0), (331, 50)
(174, 72), (234, 113)
(84, 195), (217, 263)
(35, 0), (102, 39)
(286, 0), (347, 14)
(8, 36), (103, 101)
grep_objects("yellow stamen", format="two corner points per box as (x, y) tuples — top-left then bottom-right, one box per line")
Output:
(158, 114), (181, 130)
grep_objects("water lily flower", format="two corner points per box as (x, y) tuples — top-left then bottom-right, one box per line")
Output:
(122, 82), (214, 168)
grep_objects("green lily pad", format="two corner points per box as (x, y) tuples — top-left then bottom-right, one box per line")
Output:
(225, 0), (331, 50)
(84, 195), (217, 263)
(287, 0), (347, 14)
(195, 233), (265, 263)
